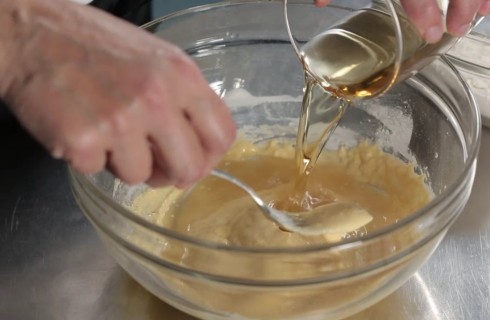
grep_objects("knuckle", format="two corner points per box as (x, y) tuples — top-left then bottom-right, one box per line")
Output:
(222, 118), (237, 148)
(130, 69), (172, 116)
(168, 51), (202, 80)
(105, 108), (133, 136)
(63, 127), (100, 158)
(214, 118), (237, 153)
(58, 126), (105, 174)
(196, 99), (237, 154)
(208, 130), (235, 155)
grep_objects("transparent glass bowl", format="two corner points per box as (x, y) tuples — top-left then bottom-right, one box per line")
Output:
(69, 1), (481, 319)
(448, 16), (490, 126)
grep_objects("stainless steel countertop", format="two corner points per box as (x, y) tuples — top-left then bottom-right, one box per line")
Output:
(1, 110), (489, 320)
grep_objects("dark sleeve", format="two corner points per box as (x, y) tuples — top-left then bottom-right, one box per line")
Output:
(90, 0), (152, 26)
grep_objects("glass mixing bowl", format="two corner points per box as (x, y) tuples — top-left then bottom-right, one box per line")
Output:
(69, 1), (481, 319)
(447, 16), (490, 127)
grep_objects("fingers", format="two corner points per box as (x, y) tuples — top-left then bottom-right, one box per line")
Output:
(148, 106), (207, 189)
(400, 0), (489, 41)
(400, 0), (444, 43)
(183, 91), (236, 174)
(314, 0), (331, 7)
(143, 53), (236, 188)
(106, 124), (153, 185)
(480, 0), (490, 15)
(446, 0), (482, 37)
(145, 158), (173, 188)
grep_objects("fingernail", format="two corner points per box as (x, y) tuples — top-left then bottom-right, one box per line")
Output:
(450, 23), (472, 37)
(480, 1), (490, 15)
(314, 0), (329, 7)
(424, 25), (443, 43)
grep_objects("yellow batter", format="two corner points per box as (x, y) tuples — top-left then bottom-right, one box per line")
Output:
(131, 140), (432, 247)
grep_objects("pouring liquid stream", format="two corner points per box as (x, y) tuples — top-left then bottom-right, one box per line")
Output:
(197, 2), (459, 235)
(279, 76), (350, 213)
(278, 0), (459, 228)
(202, 2), (466, 234)
(276, 4), (416, 220)
(182, 1), (475, 236)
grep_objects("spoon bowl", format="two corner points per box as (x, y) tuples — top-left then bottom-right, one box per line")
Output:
(210, 169), (373, 236)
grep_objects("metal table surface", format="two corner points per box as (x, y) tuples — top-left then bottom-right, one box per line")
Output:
(0, 109), (489, 320)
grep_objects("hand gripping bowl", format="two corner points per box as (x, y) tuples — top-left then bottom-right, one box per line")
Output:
(69, 1), (481, 319)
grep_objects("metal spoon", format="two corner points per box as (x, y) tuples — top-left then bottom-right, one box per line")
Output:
(211, 169), (373, 236)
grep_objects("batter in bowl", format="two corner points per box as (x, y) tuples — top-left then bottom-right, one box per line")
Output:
(132, 139), (432, 246)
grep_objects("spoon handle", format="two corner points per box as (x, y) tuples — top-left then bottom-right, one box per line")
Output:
(210, 169), (267, 208)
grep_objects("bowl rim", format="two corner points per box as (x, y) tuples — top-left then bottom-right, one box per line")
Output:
(447, 31), (490, 76)
(71, 0), (482, 254)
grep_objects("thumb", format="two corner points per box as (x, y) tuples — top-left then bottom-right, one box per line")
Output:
(400, 0), (444, 43)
